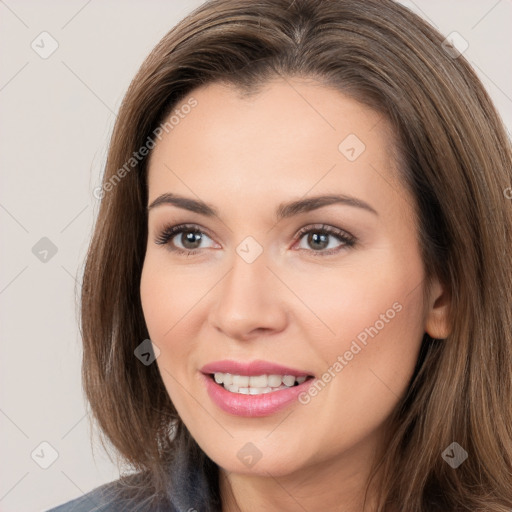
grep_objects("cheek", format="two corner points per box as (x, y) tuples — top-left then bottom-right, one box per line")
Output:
(140, 254), (205, 341)
(140, 262), (172, 340)
(295, 276), (424, 393)
(282, 248), (425, 355)
(290, 253), (426, 440)
(140, 254), (220, 399)
(140, 258), (200, 411)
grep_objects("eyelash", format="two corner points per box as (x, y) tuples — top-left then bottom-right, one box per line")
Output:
(154, 223), (356, 257)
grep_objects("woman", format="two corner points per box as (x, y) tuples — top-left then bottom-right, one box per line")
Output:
(48, 0), (512, 510)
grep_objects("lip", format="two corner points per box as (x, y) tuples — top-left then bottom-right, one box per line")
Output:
(200, 359), (314, 377)
(200, 359), (315, 417)
(201, 372), (315, 417)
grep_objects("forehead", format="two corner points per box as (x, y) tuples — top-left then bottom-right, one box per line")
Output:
(146, 79), (407, 220)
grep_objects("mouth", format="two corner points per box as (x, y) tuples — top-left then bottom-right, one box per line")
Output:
(207, 372), (314, 395)
(199, 360), (316, 417)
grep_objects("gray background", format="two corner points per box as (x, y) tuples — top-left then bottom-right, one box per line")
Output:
(0, 1), (510, 511)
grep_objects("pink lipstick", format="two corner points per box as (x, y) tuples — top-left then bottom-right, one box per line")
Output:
(200, 359), (315, 417)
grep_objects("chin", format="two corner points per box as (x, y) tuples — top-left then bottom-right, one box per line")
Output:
(206, 441), (310, 478)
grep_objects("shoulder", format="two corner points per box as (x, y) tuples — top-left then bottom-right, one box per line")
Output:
(45, 474), (175, 512)
(45, 478), (125, 512)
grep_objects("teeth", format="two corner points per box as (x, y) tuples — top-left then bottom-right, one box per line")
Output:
(212, 372), (310, 394)
(249, 375), (267, 387)
(267, 374), (282, 387)
(282, 375), (296, 387)
(232, 375), (249, 387)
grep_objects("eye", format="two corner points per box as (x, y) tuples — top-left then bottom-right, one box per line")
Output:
(154, 223), (217, 254)
(154, 222), (356, 257)
(294, 224), (356, 256)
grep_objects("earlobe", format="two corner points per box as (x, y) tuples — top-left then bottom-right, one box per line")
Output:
(424, 278), (452, 340)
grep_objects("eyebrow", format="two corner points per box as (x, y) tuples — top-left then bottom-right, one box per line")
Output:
(147, 192), (378, 218)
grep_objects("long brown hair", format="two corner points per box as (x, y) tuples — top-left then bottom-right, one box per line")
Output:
(81, 0), (512, 510)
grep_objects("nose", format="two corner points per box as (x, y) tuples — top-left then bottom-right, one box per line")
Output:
(208, 249), (288, 341)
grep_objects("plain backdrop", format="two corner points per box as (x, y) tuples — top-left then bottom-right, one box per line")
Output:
(0, 1), (510, 511)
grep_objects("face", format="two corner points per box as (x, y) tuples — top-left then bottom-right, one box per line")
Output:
(140, 79), (439, 483)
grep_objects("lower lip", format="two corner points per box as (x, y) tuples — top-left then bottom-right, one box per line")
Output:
(201, 373), (315, 417)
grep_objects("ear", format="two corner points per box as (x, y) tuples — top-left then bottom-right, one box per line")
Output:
(424, 276), (451, 339)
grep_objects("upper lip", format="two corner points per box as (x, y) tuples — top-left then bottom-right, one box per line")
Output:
(200, 359), (314, 377)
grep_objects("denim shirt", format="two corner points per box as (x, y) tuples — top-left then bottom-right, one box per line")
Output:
(46, 477), (178, 512)
(46, 446), (220, 512)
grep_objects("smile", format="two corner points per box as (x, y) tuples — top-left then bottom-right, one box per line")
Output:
(211, 372), (309, 394)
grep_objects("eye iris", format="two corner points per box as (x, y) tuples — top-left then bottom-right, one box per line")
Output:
(181, 230), (202, 249)
(308, 232), (329, 250)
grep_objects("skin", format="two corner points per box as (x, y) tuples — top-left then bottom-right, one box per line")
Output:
(140, 78), (451, 512)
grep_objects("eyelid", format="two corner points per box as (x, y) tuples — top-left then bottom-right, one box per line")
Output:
(154, 222), (218, 247)
(294, 223), (356, 243)
(292, 223), (356, 256)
